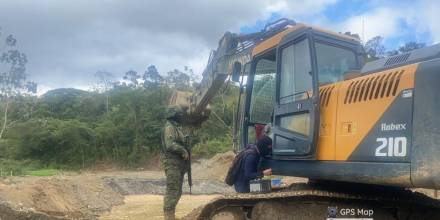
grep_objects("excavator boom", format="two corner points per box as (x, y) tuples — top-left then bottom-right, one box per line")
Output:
(179, 19), (296, 122)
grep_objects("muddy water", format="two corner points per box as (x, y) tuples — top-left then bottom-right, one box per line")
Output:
(100, 194), (220, 220)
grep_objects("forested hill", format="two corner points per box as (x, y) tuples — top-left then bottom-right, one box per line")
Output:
(0, 81), (238, 171)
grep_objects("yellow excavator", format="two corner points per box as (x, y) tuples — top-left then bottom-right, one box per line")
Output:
(176, 19), (440, 219)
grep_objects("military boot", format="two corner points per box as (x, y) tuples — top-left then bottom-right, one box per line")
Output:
(164, 210), (176, 220)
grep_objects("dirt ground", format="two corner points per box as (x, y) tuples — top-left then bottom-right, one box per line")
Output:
(0, 151), (236, 219)
(192, 151), (235, 181)
(0, 171), (152, 219)
(0, 171), (230, 219)
(100, 194), (220, 220)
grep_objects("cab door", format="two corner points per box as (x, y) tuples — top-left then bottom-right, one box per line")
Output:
(272, 33), (320, 158)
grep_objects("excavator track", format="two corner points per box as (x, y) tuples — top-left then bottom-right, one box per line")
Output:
(183, 182), (440, 220)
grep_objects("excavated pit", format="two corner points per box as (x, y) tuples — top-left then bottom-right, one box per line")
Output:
(0, 174), (232, 219)
(0, 151), (236, 219)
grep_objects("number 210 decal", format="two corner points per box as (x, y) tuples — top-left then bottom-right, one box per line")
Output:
(375, 137), (407, 157)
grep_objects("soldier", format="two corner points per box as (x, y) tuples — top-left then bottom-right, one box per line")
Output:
(162, 105), (191, 220)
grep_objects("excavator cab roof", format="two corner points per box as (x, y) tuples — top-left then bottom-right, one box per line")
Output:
(251, 23), (361, 58)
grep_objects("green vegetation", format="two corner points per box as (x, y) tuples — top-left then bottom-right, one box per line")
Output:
(192, 136), (232, 158)
(0, 66), (238, 173)
(24, 169), (59, 177)
(0, 158), (40, 176)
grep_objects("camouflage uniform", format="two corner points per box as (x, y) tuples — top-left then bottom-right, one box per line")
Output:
(162, 106), (191, 220)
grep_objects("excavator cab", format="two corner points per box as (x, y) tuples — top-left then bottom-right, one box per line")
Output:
(241, 25), (364, 159)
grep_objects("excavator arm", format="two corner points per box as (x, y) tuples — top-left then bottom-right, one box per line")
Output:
(171, 19), (296, 126)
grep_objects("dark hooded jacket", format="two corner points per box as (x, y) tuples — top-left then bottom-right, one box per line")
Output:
(234, 136), (272, 193)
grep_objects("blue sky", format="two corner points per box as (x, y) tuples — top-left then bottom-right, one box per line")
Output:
(240, 0), (435, 51)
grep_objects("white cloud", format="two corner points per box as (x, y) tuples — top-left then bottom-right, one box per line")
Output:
(405, 0), (440, 43)
(328, 0), (440, 46)
(266, 0), (339, 18)
(337, 7), (403, 43)
(1, 0), (338, 91)
(10, 0), (440, 93)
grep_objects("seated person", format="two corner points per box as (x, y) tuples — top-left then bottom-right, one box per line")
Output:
(233, 134), (273, 193)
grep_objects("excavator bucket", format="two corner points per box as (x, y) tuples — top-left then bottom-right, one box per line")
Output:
(169, 90), (211, 126)
(169, 90), (191, 110)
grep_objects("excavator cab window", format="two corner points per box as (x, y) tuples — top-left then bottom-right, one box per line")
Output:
(245, 50), (276, 145)
(279, 39), (313, 105)
(277, 38), (312, 138)
(315, 42), (357, 85)
(270, 32), (320, 158)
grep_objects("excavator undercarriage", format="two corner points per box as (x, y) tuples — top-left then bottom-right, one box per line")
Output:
(185, 182), (440, 220)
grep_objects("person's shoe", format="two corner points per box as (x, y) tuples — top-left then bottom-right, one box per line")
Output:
(164, 210), (176, 220)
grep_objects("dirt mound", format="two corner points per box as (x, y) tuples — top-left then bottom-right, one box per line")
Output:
(0, 152), (239, 219)
(0, 170), (233, 219)
(0, 174), (124, 219)
(104, 177), (233, 195)
(0, 200), (64, 220)
(192, 151), (235, 181)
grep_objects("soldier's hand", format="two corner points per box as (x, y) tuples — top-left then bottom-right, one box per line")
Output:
(263, 168), (272, 176)
(182, 150), (189, 160)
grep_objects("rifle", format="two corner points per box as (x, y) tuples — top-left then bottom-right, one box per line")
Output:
(184, 135), (192, 195)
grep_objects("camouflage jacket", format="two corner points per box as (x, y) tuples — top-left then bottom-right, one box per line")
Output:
(162, 121), (193, 167)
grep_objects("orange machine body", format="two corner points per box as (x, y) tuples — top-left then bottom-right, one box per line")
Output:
(317, 64), (416, 161)
(246, 23), (440, 189)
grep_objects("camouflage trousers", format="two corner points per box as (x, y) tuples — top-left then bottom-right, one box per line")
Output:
(163, 163), (186, 212)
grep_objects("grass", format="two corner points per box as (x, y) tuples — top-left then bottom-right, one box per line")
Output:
(0, 158), (60, 176)
(24, 168), (59, 176)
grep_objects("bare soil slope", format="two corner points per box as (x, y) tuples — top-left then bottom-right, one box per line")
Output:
(192, 151), (235, 181)
(0, 151), (236, 219)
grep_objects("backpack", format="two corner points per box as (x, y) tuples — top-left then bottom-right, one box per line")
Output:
(224, 145), (256, 186)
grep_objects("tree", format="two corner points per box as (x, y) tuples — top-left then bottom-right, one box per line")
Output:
(0, 27), (36, 139)
(143, 65), (164, 88)
(94, 70), (115, 113)
(123, 70), (141, 87)
(185, 65), (201, 87)
(15, 119), (97, 167)
(343, 31), (361, 40)
(399, 42), (426, 53)
(387, 42), (426, 56)
(165, 66), (197, 90)
(364, 36), (386, 60)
